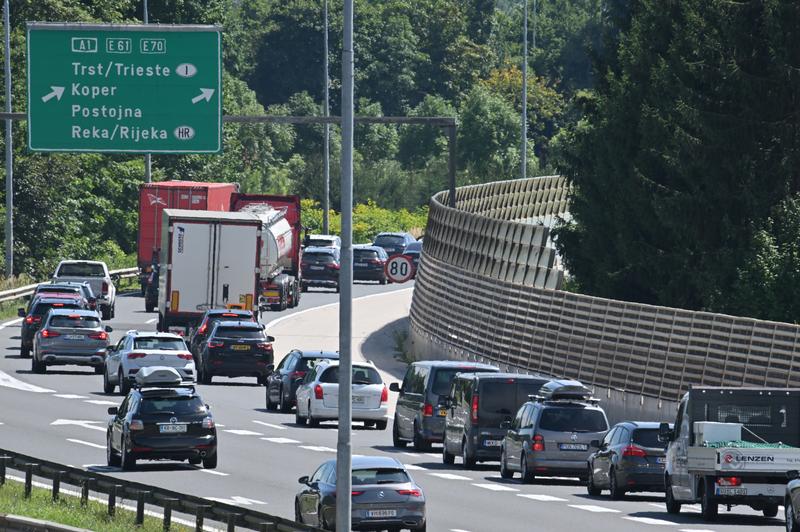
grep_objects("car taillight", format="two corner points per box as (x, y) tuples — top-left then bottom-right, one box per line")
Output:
(381, 385), (388, 403)
(314, 384), (324, 400)
(290, 371), (306, 380)
(129, 419), (144, 431)
(622, 445), (647, 458)
(471, 394), (479, 424)
(532, 434), (545, 452)
(197, 323), (207, 335)
(716, 476), (742, 487)
(351, 491), (364, 496)
(397, 489), (422, 497)
(208, 341), (223, 349)
(177, 353), (193, 360)
(41, 329), (60, 338)
(25, 316), (34, 324)
(88, 331), (108, 340)
(422, 403), (433, 417)
(202, 416), (215, 429)
(256, 343), (273, 352)
(127, 352), (147, 359)
(102, 282), (109, 295)
(327, 263), (341, 270)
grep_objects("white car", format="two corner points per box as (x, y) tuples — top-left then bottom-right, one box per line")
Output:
(295, 360), (388, 429)
(52, 260), (117, 320)
(103, 330), (195, 395)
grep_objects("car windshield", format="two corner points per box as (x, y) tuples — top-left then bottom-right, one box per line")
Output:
(57, 263), (105, 277)
(538, 407), (608, 432)
(320, 366), (382, 385)
(352, 468), (410, 486)
(405, 241), (422, 252)
(304, 252), (335, 264)
(134, 337), (187, 350)
(374, 235), (405, 247)
(214, 327), (264, 339)
(39, 286), (79, 294)
(354, 249), (379, 261)
(49, 315), (100, 328)
(307, 238), (335, 247)
(33, 302), (80, 315)
(431, 369), (463, 396)
(139, 396), (206, 415)
(632, 428), (662, 447)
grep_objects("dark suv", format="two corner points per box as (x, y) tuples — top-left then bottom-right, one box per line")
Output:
(196, 321), (274, 385)
(391, 361), (499, 450)
(442, 372), (551, 468)
(18, 298), (84, 358)
(189, 309), (258, 359)
(372, 232), (416, 256)
(301, 247), (341, 292)
(353, 245), (388, 284)
(266, 349), (340, 412)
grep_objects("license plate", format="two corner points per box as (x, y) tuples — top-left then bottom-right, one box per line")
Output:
(263, 290), (280, 297)
(355, 262), (368, 267)
(352, 396), (365, 404)
(366, 509), (397, 518)
(65, 334), (83, 340)
(483, 439), (502, 447)
(159, 424), (187, 433)
(559, 443), (588, 451)
(439, 408), (447, 417)
(656, 457), (666, 464)
(717, 487), (746, 496)
(309, 265), (324, 270)
(231, 344), (250, 351)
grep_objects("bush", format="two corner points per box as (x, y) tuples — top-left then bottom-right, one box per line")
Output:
(301, 199), (427, 244)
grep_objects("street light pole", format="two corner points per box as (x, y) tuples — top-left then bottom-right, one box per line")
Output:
(143, 0), (151, 183)
(3, 0), (13, 277)
(521, 0), (528, 181)
(335, 0), (354, 531)
(322, 0), (330, 234)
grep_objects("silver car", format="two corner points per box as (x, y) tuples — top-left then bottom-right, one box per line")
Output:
(295, 455), (426, 531)
(31, 309), (111, 374)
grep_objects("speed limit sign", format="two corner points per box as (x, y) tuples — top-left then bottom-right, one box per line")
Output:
(385, 254), (415, 283)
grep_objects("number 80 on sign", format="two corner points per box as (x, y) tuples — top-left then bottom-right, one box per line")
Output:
(385, 255), (415, 283)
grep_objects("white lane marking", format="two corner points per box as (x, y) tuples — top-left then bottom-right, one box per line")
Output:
(52, 419), (106, 432)
(262, 287), (414, 330)
(146, 318), (158, 324)
(299, 445), (336, 453)
(679, 529), (717, 532)
(568, 505), (620, 513)
(471, 483), (518, 492)
(0, 422), (4, 425)
(216, 424), (226, 427)
(624, 517), (676, 526)
(261, 437), (301, 444)
(425, 453), (439, 458)
(517, 494), (567, 502)
(451, 530), (472, 532)
(199, 469), (229, 476)
(84, 399), (118, 406)
(403, 464), (427, 471)
(206, 496), (266, 506)
(429, 472), (471, 480)
(0, 370), (56, 393)
(0, 317), (22, 329)
(54, 394), (89, 399)
(67, 438), (105, 449)
(223, 429), (263, 436)
(252, 420), (287, 430)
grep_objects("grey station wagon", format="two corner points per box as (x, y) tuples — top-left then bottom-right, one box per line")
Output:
(32, 309), (112, 374)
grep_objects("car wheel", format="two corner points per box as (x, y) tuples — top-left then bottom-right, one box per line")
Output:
(295, 405), (307, 426)
(265, 386), (276, 411)
(31, 356), (46, 374)
(379, 278), (387, 285)
(102, 306), (111, 321)
(257, 374), (268, 386)
(442, 441), (455, 465)
(320, 505), (334, 531)
(111, 305), (116, 319)
(106, 434), (120, 467)
(499, 448), (513, 479)
(93, 364), (103, 375)
(279, 386), (292, 413)
(199, 364), (212, 385)
(521, 453), (535, 484)
(462, 440), (476, 469)
(700, 478), (718, 521)
(609, 467), (625, 499)
(202, 453), (217, 469)
(103, 368), (115, 394)
(301, 283), (308, 293)
(375, 419), (387, 430)
(364, 420), (375, 428)
(188, 456), (201, 465)
(763, 503), (779, 518)
(120, 437), (136, 471)
(119, 376), (131, 396)
(413, 422), (431, 451)
(145, 302), (154, 313)
(586, 464), (601, 496)
(295, 500), (303, 524)
(786, 499), (796, 532)
(335, 283), (340, 294)
(392, 417), (407, 448)
(19, 344), (30, 358)
(665, 475), (681, 514)
(307, 403), (320, 428)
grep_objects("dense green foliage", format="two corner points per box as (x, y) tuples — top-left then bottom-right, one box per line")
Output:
(555, 1), (800, 322)
(301, 198), (428, 244)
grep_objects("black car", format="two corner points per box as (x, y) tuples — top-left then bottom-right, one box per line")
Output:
(18, 297), (84, 358)
(188, 308), (258, 359)
(372, 232), (416, 256)
(266, 349), (339, 412)
(106, 367), (217, 470)
(403, 240), (422, 277)
(144, 264), (159, 313)
(196, 321), (274, 385)
(587, 421), (668, 498)
(353, 245), (388, 284)
(301, 247), (341, 292)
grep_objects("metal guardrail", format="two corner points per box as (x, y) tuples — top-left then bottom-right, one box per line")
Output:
(411, 176), (800, 402)
(0, 448), (322, 532)
(0, 267), (139, 304)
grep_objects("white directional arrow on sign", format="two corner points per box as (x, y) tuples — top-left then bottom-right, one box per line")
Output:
(41, 86), (65, 103)
(51, 419), (106, 432)
(191, 88), (215, 104)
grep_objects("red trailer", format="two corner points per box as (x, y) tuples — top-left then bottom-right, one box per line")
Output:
(138, 181), (238, 292)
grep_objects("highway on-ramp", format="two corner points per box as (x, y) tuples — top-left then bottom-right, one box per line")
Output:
(0, 283), (783, 532)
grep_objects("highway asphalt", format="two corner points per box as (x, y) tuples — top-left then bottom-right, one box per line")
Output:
(0, 282), (785, 532)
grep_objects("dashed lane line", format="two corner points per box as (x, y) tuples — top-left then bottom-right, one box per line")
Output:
(568, 505), (620, 513)
(679, 529), (717, 532)
(428, 473), (471, 480)
(222, 429), (263, 436)
(54, 394), (89, 399)
(0, 369), (55, 393)
(260, 437), (301, 444)
(649, 502), (700, 513)
(84, 399), (118, 406)
(67, 438), (105, 449)
(623, 516), (677, 526)
(471, 483), (519, 492)
(517, 494), (567, 502)
(403, 464), (427, 471)
(299, 445), (336, 453)
(199, 469), (229, 476)
(51, 419), (106, 432)
(146, 318), (158, 324)
(252, 420), (287, 430)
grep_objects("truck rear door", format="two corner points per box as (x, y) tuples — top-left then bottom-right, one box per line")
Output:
(213, 223), (258, 311)
(169, 221), (213, 314)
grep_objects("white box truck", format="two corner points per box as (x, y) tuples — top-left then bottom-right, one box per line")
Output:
(157, 209), (262, 332)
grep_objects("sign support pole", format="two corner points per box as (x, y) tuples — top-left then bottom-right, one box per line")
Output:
(335, 0), (354, 530)
(322, 0), (330, 234)
(3, 0), (12, 277)
(143, 0), (151, 183)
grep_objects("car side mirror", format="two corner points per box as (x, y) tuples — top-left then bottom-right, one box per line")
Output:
(266, 335), (275, 342)
(389, 382), (401, 393)
(17, 308), (25, 317)
(298, 475), (309, 485)
(205, 404), (210, 410)
(590, 439), (601, 449)
(500, 420), (511, 429)
(658, 422), (674, 443)
(266, 364), (275, 374)
(107, 407), (118, 415)
(788, 470), (800, 481)
(105, 326), (113, 332)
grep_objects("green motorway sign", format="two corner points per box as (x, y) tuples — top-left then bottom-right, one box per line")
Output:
(27, 23), (221, 153)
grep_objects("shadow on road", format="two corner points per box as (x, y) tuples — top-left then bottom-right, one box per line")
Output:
(15, 369), (95, 376)
(361, 316), (409, 381)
